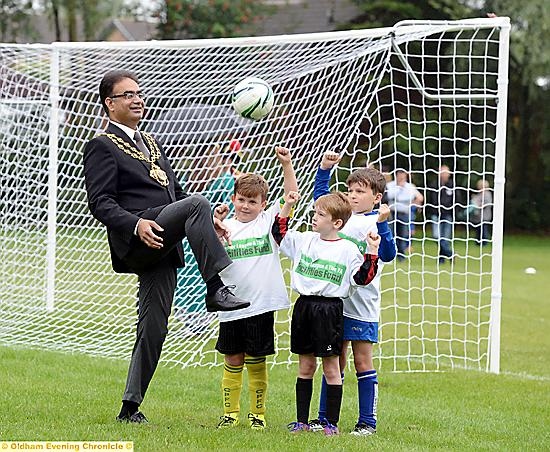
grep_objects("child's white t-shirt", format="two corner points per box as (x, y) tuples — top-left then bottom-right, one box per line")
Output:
(338, 212), (384, 322)
(279, 230), (363, 299)
(218, 204), (290, 322)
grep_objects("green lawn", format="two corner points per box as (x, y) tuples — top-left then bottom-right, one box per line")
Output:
(0, 235), (549, 450)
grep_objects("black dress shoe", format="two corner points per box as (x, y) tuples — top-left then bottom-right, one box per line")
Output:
(205, 285), (250, 312)
(116, 411), (149, 424)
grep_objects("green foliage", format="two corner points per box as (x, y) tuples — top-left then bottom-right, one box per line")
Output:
(40, 0), (119, 41)
(0, 0), (34, 42)
(346, 0), (487, 186)
(80, 0), (114, 41)
(156, 0), (267, 39)
(349, 0), (473, 28)
(481, 0), (550, 231)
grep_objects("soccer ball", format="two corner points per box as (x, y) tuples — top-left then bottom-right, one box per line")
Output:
(231, 77), (274, 121)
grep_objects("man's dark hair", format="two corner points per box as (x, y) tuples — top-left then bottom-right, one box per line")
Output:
(99, 70), (139, 115)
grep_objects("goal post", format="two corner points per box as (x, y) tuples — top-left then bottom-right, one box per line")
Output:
(0, 17), (510, 373)
(46, 46), (60, 313)
(488, 18), (510, 374)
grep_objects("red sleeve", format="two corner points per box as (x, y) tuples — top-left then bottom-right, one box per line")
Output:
(271, 214), (289, 245)
(353, 254), (379, 286)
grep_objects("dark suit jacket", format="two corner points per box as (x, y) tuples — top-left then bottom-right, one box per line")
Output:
(83, 123), (187, 273)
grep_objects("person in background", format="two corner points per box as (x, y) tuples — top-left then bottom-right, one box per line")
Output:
(173, 140), (242, 334)
(426, 165), (457, 264)
(469, 179), (493, 246)
(385, 169), (423, 261)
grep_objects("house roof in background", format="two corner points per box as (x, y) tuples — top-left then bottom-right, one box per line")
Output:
(254, 0), (360, 36)
(100, 19), (157, 41)
(9, 0), (360, 44)
(12, 16), (156, 43)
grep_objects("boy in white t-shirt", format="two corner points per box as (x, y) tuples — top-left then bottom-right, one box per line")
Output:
(310, 151), (397, 436)
(214, 147), (297, 430)
(272, 190), (380, 436)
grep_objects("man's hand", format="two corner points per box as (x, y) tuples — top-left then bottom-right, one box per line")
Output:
(377, 203), (390, 223)
(320, 151), (341, 170)
(275, 146), (292, 165)
(214, 203), (230, 221)
(214, 217), (232, 246)
(137, 219), (164, 249)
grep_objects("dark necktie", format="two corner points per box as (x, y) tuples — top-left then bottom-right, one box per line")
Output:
(134, 131), (150, 158)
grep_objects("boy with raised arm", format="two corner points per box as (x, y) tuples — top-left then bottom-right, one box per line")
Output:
(214, 146), (297, 430)
(310, 151), (396, 436)
(272, 190), (381, 436)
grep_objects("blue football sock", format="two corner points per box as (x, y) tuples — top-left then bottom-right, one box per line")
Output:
(357, 369), (378, 428)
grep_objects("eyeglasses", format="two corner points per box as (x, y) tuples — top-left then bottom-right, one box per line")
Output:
(109, 91), (145, 101)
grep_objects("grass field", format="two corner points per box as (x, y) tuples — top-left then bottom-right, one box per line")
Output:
(0, 235), (549, 451)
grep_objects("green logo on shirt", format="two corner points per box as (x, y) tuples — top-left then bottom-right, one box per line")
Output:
(225, 235), (273, 260)
(338, 232), (367, 254)
(296, 255), (346, 285)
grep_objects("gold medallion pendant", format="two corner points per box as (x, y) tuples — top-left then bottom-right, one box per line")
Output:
(150, 163), (169, 186)
(100, 132), (170, 187)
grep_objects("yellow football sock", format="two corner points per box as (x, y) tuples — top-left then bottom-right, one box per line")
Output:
(222, 362), (244, 415)
(245, 355), (267, 415)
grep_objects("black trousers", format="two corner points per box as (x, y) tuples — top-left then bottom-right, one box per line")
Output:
(122, 194), (232, 404)
(123, 194), (232, 281)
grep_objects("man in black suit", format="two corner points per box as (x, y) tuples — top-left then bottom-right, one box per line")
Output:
(83, 70), (249, 424)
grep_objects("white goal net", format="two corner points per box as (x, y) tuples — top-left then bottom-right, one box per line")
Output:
(0, 17), (509, 373)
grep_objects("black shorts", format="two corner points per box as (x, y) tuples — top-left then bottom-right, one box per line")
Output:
(290, 295), (343, 357)
(216, 311), (275, 356)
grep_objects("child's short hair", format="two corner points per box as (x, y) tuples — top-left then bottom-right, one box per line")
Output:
(315, 192), (352, 229)
(346, 167), (387, 195)
(234, 173), (269, 200)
